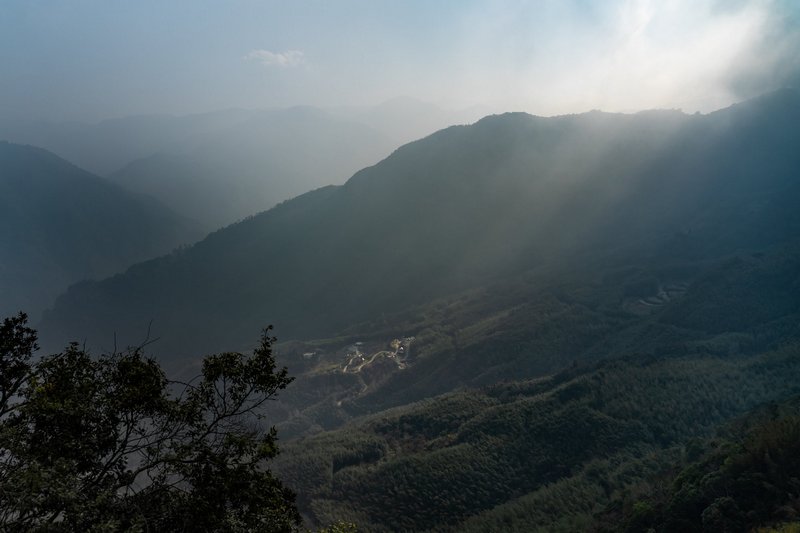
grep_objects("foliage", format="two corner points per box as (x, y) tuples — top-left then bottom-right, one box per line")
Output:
(40, 89), (800, 357)
(272, 342), (800, 531)
(600, 399), (800, 532)
(0, 312), (300, 531)
(8, 90), (800, 532)
(313, 521), (358, 533)
(266, 236), (800, 530)
(270, 241), (800, 441)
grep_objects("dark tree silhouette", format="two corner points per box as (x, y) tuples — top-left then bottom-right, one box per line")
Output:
(0, 312), (300, 531)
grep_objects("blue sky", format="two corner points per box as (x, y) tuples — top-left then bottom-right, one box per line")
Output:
(1, 0), (798, 121)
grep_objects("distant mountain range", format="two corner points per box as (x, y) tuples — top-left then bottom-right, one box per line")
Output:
(15, 89), (800, 532)
(0, 98), (487, 229)
(0, 110), (254, 176)
(38, 89), (800, 361)
(329, 96), (491, 146)
(0, 98), (485, 177)
(265, 91), (800, 532)
(109, 107), (398, 228)
(0, 141), (202, 319)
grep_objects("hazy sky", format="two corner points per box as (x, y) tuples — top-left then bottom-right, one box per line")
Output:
(1, 0), (798, 121)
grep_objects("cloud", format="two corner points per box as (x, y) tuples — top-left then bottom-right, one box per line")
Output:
(244, 49), (305, 68)
(450, 0), (800, 114)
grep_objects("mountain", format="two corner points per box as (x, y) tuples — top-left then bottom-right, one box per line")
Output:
(331, 96), (490, 146)
(38, 90), (800, 361)
(1, 101), (479, 229)
(266, 244), (800, 437)
(262, 188), (800, 530)
(271, 342), (800, 531)
(0, 99), (482, 179)
(110, 107), (397, 227)
(596, 394), (800, 532)
(0, 142), (202, 319)
(0, 110), (255, 176)
(28, 90), (800, 531)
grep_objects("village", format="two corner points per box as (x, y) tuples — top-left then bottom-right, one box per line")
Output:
(340, 336), (415, 374)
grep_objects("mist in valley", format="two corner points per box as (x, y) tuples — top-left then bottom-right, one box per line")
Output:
(2, 1), (800, 531)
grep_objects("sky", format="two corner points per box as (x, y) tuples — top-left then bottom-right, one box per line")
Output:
(1, 0), (798, 122)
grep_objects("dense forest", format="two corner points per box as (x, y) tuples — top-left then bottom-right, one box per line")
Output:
(37, 90), (800, 361)
(5, 1), (800, 530)
(3, 90), (800, 531)
(268, 251), (800, 530)
(597, 397), (800, 532)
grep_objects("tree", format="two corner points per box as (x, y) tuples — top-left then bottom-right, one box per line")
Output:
(0, 312), (301, 531)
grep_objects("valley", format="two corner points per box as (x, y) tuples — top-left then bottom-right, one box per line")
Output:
(36, 89), (800, 361)
(340, 337), (414, 375)
(623, 280), (688, 315)
(290, 336), (416, 402)
(5, 3), (800, 531)
(3, 89), (800, 532)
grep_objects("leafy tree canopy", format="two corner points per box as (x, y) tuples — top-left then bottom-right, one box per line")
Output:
(0, 312), (300, 532)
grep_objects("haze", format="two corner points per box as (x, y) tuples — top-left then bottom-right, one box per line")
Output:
(4, 0), (800, 530)
(2, 0), (798, 123)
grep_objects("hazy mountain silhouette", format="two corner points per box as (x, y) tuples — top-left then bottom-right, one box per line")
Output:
(38, 90), (800, 361)
(332, 96), (490, 146)
(0, 98), (476, 180)
(0, 110), (255, 176)
(24, 92), (800, 531)
(0, 141), (202, 319)
(110, 107), (397, 227)
(1, 101), (481, 229)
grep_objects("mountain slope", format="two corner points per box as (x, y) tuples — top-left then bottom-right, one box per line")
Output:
(110, 107), (397, 227)
(332, 96), (490, 146)
(265, 243), (800, 438)
(0, 99), (474, 179)
(270, 342), (800, 531)
(0, 142), (202, 319)
(258, 233), (800, 531)
(0, 110), (255, 176)
(38, 90), (800, 360)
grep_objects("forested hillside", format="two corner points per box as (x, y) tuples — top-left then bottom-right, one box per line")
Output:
(39, 89), (800, 361)
(29, 90), (800, 532)
(272, 342), (800, 531)
(595, 396), (800, 532)
(7, 2), (800, 531)
(0, 142), (202, 319)
(268, 243), (800, 437)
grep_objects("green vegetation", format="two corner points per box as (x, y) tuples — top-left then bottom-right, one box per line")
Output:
(39, 90), (800, 360)
(0, 141), (202, 319)
(10, 90), (800, 531)
(273, 344), (800, 531)
(0, 313), (299, 531)
(270, 242), (800, 440)
(267, 236), (800, 531)
(598, 398), (800, 532)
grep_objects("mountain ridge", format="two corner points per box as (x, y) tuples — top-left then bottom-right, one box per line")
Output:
(108, 107), (398, 227)
(0, 141), (202, 319)
(38, 90), (800, 360)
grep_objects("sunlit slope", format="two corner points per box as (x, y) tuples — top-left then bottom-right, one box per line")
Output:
(39, 89), (800, 357)
(0, 142), (202, 319)
(271, 343), (800, 532)
(269, 245), (800, 435)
